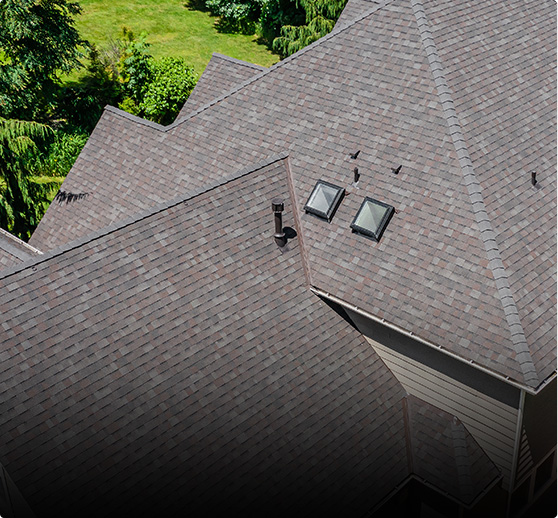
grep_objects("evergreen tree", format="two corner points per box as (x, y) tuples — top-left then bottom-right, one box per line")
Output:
(272, 0), (347, 57)
(0, 0), (85, 120)
(0, 118), (54, 240)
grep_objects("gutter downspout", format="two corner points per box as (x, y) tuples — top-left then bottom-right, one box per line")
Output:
(507, 389), (526, 517)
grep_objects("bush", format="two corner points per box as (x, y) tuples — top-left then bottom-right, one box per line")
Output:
(205, 0), (264, 33)
(139, 58), (197, 125)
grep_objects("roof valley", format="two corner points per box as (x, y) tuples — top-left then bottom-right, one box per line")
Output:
(410, 0), (539, 388)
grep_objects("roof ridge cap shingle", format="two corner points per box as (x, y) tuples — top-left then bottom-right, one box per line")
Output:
(104, 104), (166, 130)
(210, 52), (268, 71)
(0, 152), (289, 281)
(0, 227), (42, 258)
(410, 0), (540, 388)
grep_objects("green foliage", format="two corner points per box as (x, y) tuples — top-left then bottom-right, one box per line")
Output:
(32, 126), (89, 177)
(0, 0), (86, 120)
(139, 58), (197, 125)
(120, 31), (154, 104)
(272, 0), (347, 57)
(54, 28), (153, 131)
(259, 0), (305, 43)
(0, 118), (55, 240)
(198, 0), (345, 55)
(206, 0), (265, 33)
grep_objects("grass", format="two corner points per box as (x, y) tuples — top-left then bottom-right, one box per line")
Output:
(73, 0), (279, 76)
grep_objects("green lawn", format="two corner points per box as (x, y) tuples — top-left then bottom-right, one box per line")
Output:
(74, 0), (279, 76)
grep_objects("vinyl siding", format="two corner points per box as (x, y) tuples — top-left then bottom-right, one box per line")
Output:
(344, 309), (521, 491)
(516, 378), (557, 484)
(367, 335), (518, 489)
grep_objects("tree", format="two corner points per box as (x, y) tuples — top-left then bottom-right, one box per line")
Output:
(205, 0), (265, 33)
(272, 0), (347, 57)
(0, 118), (54, 240)
(0, 0), (85, 120)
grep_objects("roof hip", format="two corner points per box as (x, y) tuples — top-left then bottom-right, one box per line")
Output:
(410, 0), (540, 388)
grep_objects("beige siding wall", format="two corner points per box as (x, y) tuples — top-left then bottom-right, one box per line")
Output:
(516, 377), (557, 484)
(345, 309), (521, 491)
(368, 335), (519, 489)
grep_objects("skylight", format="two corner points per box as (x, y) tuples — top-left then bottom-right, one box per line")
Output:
(304, 180), (345, 222)
(350, 197), (394, 241)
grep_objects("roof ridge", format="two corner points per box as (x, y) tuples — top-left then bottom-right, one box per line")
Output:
(140, 0), (393, 132)
(210, 52), (268, 71)
(0, 152), (289, 281)
(283, 157), (313, 287)
(410, 0), (540, 388)
(0, 227), (42, 258)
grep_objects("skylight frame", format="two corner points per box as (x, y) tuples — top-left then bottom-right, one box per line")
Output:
(304, 180), (345, 222)
(350, 197), (395, 242)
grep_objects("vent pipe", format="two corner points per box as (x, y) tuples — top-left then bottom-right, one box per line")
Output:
(353, 167), (360, 186)
(531, 171), (537, 186)
(272, 200), (287, 247)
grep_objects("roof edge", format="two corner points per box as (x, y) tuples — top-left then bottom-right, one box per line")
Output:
(0, 152), (290, 281)
(0, 227), (42, 258)
(311, 286), (544, 395)
(210, 52), (268, 71)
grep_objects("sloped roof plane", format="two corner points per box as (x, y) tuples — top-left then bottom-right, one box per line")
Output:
(29, 0), (556, 391)
(0, 156), (407, 516)
(177, 53), (267, 118)
(0, 228), (42, 270)
(0, 155), (500, 516)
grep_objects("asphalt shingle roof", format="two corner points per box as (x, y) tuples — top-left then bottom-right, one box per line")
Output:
(177, 53), (267, 118)
(0, 155), (500, 517)
(29, 0), (555, 390)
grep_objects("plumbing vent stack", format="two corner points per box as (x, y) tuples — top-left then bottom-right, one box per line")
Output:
(272, 200), (287, 247)
(531, 171), (537, 186)
(353, 167), (360, 184)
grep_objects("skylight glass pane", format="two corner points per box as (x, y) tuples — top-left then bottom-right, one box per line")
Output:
(351, 197), (394, 241)
(354, 201), (389, 232)
(304, 180), (345, 221)
(307, 184), (339, 213)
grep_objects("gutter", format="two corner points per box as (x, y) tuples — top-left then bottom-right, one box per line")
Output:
(311, 286), (555, 396)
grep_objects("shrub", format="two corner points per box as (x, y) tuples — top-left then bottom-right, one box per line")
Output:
(139, 58), (197, 125)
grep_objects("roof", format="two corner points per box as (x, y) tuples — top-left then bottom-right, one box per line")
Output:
(177, 53), (267, 118)
(0, 228), (41, 270)
(0, 155), (499, 517)
(29, 0), (556, 391)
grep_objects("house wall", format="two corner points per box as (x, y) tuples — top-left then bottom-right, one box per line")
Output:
(510, 378), (557, 516)
(345, 309), (521, 491)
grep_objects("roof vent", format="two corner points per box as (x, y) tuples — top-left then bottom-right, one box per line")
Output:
(350, 150), (361, 160)
(272, 200), (287, 247)
(531, 171), (537, 186)
(391, 165), (402, 175)
(353, 167), (360, 187)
